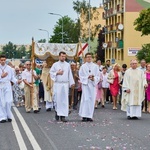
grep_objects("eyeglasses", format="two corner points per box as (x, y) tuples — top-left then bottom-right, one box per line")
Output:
(26, 64), (31, 65)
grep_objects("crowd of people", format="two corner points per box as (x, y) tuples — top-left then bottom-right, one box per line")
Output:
(0, 52), (149, 123)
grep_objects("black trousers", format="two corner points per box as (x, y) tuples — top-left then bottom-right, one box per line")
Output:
(73, 89), (78, 108)
(106, 88), (112, 102)
(142, 93), (147, 111)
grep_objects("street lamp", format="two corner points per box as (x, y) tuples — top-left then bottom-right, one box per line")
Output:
(38, 29), (50, 43)
(88, 0), (91, 52)
(48, 13), (64, 43)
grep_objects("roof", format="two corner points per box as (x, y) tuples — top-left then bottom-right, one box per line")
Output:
(126, 0), (150, 12)
(136, 0), (150, 8)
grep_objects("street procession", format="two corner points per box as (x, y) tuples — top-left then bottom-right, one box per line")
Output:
(0, 0), (150, 150)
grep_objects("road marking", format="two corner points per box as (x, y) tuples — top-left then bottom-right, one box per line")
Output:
(32, 116), (58, 150)
(12, 114), (27, 150)
(13, 107), (41, 150)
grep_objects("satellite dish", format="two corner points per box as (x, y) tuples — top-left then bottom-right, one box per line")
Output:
(103, 43), (107, 48)
(118, 24), (124, 30)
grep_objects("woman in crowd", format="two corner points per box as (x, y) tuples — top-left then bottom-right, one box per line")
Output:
(101, 67), (109, 107)
(95, 72), (103, 109)
(107, 63), (122, 110)
(146, 63), (150, 113)
(13, 66), (24, 107)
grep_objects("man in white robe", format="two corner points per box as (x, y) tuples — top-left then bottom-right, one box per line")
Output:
(121, 60), (147, 119)
(50, 51), (75, 122)
(79, 53), (100, 122)
(0, 54), (21, 123)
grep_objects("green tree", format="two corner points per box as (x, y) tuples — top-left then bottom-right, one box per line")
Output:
(26, 45), (32, 59)
(50, 16), (80, 43)
(17, 45), (26, 59)
(136, 44), (150, 63)
(2, 41), (17, 59)
(73, 0), (100, 41)
(38, 39), (46, 43)
(134, 8), (150, 36)
(134, 8), (150, 62)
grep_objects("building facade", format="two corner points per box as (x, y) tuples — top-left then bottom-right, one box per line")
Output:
(103, 0), (150, 66)
(80, 6), (105, 53)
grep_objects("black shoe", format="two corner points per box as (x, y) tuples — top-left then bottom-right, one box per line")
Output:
(60, 116), (67, 122)
(55, 112), (59, 121)
(102, 105), (105, 108)
(95, 107), (98, 109)
(0, 120), (6, 123)
(34, 110), (39, 113)
(131, 117), (139, 120)
(37, 109), (40, 112)
(127, 116), (131, 120)
(73, 106), (77, 110)
(46, 108), (51, 112)
(8, 118), (12, 122)
(82, 117), (87, 122)
(87, 118), (93, 122)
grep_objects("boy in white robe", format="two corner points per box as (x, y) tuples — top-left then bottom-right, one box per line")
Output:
(0, 54), (21, 123)
(79, 53), (100, 122)
(121, 60), (147, 119)
(50, 51), (75, 122)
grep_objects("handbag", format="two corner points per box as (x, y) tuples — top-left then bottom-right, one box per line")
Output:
(98, 81), (102, 89)
(107, 78), (114, 84)
(18, 81), (24, 90)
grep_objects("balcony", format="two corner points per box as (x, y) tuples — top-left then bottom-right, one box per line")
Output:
(104, 41), (123, 49)
(112, 42), (117, 48)
(104, 8), (118, 19)
(103, 0), (111, 4)
(107, 41), (112, 48)
(118, 40), (123, 49)
(117, 4), (124, 13)
(113, 24), (117, 30)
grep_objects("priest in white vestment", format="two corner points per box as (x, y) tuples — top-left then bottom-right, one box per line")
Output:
(79, 53), (100, 122)
(0, 55), (21, 123)
(50, 51), (75, 122)
(121, 60), (147, 119)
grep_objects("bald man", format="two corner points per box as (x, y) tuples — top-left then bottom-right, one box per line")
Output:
(121, 60), (147, 119)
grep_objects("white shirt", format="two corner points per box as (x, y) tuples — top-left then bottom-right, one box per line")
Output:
(138, 66), (146, 73)
(102, 72), (109, 88)
(98, 65), (104, 72)
(22, 69), (36, 83)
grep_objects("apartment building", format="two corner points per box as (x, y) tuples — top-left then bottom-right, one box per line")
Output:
(102, 0), (150, 66)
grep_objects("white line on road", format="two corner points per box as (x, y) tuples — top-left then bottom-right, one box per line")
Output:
(32, 116), (58, 150)
(12, 114), (27, 150)
(13, 106), (41, 150)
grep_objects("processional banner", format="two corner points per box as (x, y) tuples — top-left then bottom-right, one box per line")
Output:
(34, 43), (88, 60)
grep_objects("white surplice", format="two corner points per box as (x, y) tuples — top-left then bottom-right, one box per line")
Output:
(121, 68), (147, 117)
(0, 65), (17, 121)
(79, 62), (100, 118)
(50, 61), (74, 117)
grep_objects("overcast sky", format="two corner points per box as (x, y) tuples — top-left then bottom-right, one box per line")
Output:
(0, 0), (102, 45)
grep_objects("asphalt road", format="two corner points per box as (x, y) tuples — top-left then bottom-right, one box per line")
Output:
(1, 103), (150, 150)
